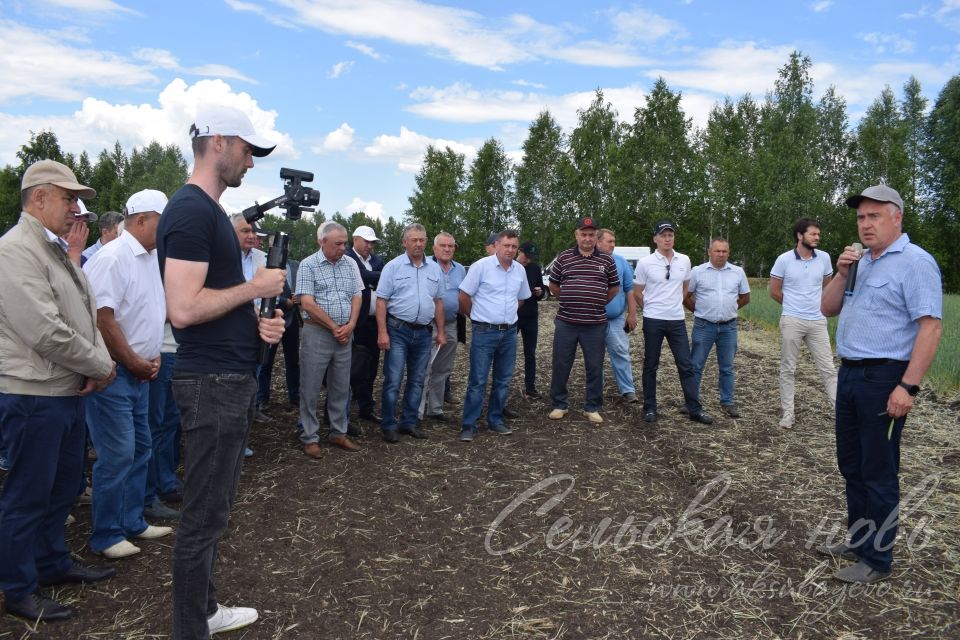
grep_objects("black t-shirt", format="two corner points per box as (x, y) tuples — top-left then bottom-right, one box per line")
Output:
(157, 184), (258, 374)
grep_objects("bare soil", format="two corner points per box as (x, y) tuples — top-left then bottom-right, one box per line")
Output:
(2, 303), (958, 639)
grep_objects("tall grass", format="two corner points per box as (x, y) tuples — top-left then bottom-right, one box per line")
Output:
(741, 279), (959, 392)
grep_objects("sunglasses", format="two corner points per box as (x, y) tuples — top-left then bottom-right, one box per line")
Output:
(665, 264), (671, 280)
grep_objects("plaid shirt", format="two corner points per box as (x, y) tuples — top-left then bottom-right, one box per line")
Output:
(295, 251), (361, 325)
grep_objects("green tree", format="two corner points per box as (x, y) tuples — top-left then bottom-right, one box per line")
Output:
(813, 85), (854, 253)
(513, 110), (574, 262)
(925, 74), (960, 291)
(125, 142), (189, 198)
(379, 217), (404, 261)
(567, 89), (622, 235)
(405, 145), (466, 245)
(462, 138), (513, 263)
(900, 76), (930, 235)
(15, 130), (65, 169)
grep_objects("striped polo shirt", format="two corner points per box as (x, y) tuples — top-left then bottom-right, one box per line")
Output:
(549, 247), (619, 324)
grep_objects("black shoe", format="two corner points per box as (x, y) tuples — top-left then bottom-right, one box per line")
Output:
(720, 404), (740, 418)
(158, 489), (183, 504)
(40, 564), (117, 587)
(143, 499), (181, 521)
(502, 407), (520, 420)
(399, 426), (428, 439)
(678, 405), (690, 415)
(690, 412), (714, 425)
(644, 411), (657, 423)
(425, 412), (448, 422)
(5, 591), (73, 622)
(524, 388), (542, 399)
(359, 412), (382, 424)
(444, 396), (459, 405)
(347, 424), (362, 437)
(382, 430), (399, 443)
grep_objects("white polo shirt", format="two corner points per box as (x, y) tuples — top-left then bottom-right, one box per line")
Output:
(83, 230), (165, 360)
(634, 250), (691, 321)
(769, 248), (833, 321)
(459, 254), (531, 325)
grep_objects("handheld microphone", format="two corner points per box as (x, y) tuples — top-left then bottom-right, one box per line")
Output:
(843, 242), (863, 298)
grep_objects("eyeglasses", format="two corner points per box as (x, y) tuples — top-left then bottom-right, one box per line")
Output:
(665, 264), (671, 280)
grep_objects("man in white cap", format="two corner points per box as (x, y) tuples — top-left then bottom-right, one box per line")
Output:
(83, 189), (172, 560)
(156, 105), (286, 638)
(0, 160), (117, 623)
(345, 224), (385, 423)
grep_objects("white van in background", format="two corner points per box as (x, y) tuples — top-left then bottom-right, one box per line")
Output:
(542, 246), (650, 295)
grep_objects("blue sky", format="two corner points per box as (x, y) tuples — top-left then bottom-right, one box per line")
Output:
(1, 0), (958, 222)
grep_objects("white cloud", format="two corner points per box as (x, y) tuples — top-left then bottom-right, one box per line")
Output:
(0, 78), (296, 167)
(364, 126), (476, 173)
(37, 0), (138, 14)
(936, 0), (960, 28)
(610, 7), (687, 43)
(344, 197), (385, 221)
(548, 41), (651, 67)
(133, 48), (256, 82)
(512, 79), (545, 89)
(858, 32), (915, 54)
(312, 122), (354, 153)
(345, 40), (384, 60)
(0, 20), (156, 102)
(811, 1), (832, 12)
(223, 0), (300, 29)
(328, 60), (354, 79)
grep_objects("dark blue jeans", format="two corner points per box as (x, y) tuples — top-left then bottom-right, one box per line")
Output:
(517, 313), (538, 393)
(256, 319), (300, 407)
(0, 394), (85, 601)
(171, 372), (257, 639)
(550, 319), (606, 412)
(835, 361), (908, 573)
(380, 323), (433, 432)
(641, 317), (702, 414)
(147, 352), (182, 502)
(462, 325), (518, 431)
(690, 318), (738, 406)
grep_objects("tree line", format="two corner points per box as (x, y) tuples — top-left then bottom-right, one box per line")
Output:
(2, 52), (958, 290)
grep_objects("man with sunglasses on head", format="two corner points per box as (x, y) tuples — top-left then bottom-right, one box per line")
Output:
(633, 220), (712, 425)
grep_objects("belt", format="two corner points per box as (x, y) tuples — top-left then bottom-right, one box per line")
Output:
(699, 317), (737, 325)
(472, 320), (516, 331)
(840, 358), (908, 368)
(387, 314), (431, 331)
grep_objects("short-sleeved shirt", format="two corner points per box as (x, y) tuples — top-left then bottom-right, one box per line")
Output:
(769, 248), (833, 321)
(688, 261), (750, 323)
(604, 252), (635, 319)
(459, 255), (531, 325)
(157, 184), (259, 374)
(295, 250), (363, 326)
(837, 233), (943, 360)
(430, 256), (466, 323)
(634, 251), (691, 321)
(375, 254), (443, 325)
(549, 247), (619, 325)
(83, 230), (165, 360)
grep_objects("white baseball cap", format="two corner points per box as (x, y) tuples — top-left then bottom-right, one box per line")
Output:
(352, 225), (380, 242)
(75, 199), (99, 222)
(190, 105), (276, 157)
(125, 189), (168, 215)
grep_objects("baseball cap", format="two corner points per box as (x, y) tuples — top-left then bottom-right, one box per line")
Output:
(190, 105), (276, 157)
(575, 216), (598, 230)
(75, 199), (99, 222)
(845, 184), (904, 211)
(653, 219), (676, 235)
(353, 225), (380, 242)
(519, 241), (537, 256)
(124, 189), (168, 216)
(21, 160), (96, 199)
(485, 232), (500, 246)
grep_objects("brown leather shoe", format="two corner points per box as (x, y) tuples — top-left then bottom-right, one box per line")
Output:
(329, 435), (359, 452)
(303, 443), (322, 459)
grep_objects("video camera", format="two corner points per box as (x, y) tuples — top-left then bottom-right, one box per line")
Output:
(242, 167), (320, 223)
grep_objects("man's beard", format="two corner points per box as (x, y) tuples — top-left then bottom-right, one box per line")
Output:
(801, 240), (817, 251)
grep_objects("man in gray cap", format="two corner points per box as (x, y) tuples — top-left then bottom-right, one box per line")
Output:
(0, 160), (117, 622)
(819, 183), (942, 584)
(157, 105), (286, 638)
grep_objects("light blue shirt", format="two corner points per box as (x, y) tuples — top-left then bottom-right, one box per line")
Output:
(375, 253), (442, 325)
(688, 262), (750, 323)
(430, 256), (466, 322)
(836, 233), (942, 360)
(81, 238), (103, 261)
(604, 252), (634, 319)
(459, 254), (531, 325)
(770, 248), (833, 320)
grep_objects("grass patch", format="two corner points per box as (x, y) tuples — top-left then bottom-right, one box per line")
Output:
(742, 278), (959, 392)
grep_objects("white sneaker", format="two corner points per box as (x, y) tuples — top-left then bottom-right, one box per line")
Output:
(208, 604), (259, 635)
(779, 416), (794, 429)
(548, 408), (568, 420)
(101, 540), (141, 559)
(583, 411), (603, 424)
(135, 525), (173, 540)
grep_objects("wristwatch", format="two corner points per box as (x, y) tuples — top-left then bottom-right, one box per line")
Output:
(898, 381), (920, 396)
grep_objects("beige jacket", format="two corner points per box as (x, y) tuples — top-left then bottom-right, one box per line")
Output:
(0, 211), (113, 396)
